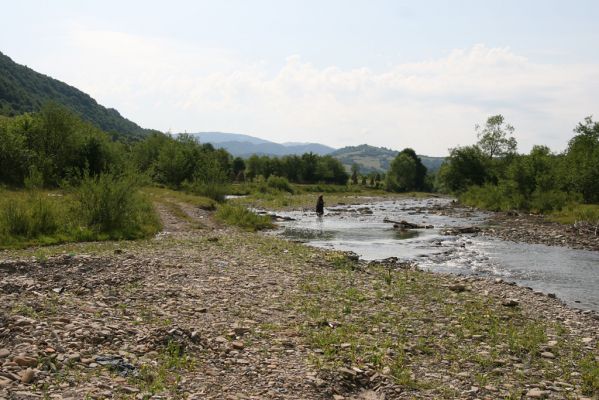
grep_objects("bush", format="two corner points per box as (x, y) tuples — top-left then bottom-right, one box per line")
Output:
(1, 200), (30, 236)
(267, 176), (293, 193)
(29, 194), (59, 235)
(75, 173), (159, 237)
(460, 183), (573, 213)
(0, 193), (59, 237)
(215, 204), (273, 231)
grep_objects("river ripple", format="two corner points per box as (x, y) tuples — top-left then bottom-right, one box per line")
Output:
(271, 197), (599, 311)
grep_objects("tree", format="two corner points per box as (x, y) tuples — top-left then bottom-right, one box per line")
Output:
(476, 114), (517, 158)
(385, 148), (427, 192)
(232, 157), (246, 181)
(351, 163), (360, 185)
(563, 116), (599, 203)
(437, 145), (489, 192)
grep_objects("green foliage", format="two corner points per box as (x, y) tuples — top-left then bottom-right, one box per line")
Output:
(562, 116), (599, 203)
(245, 153), (348, 184)
(75, 173), (159, 238)
(580, 352), (599, 395)
(266, 175), (294, 193)
(476, 114), (517, 158)
(385, 148), (427, 192)
(460, 183), (573, 212)
(440, 115), (599, 213)
(1, 200), (31, 236)
(215, 204), (273, 231)
(438, 145), (490, 193)
(0, 103), (123, 187)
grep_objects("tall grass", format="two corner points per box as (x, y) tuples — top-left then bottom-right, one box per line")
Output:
(459, 183), (574, 213)
(0, 192), (59, 237)
(0, 174), (161, 248)
(215, 204), (273, 231)
(75, 173), (161, 239)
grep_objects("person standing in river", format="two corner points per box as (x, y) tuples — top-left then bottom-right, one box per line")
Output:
(316, 195), (324, 216)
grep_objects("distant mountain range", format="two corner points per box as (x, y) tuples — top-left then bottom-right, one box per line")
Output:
(184, 132), (335, 156)
(0, 51), (153, 139)
(185, 132), (445, 173)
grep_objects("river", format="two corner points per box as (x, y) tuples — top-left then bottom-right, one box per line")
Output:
(269, 197), (599, 312)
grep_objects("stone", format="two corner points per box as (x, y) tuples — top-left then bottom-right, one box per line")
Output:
(0, 349), (9, 358)
(541, 351), (555, 359)
(448, 284), (466, 293)
(13, 356), (37, 367)
(233, 327), (250, 336)
(502, 298), (519, 307)
(20, 368), (35, 384)
(231, 341), (244, 350)
(526, 388), (548, 398)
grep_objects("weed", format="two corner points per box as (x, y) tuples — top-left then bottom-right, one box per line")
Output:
(215, 204), (273, 231)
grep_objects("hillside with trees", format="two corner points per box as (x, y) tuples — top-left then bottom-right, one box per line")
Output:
(331, 144), (445, 174)
(0, 52), (153, 140)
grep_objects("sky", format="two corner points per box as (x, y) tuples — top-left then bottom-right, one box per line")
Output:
(1, 0), (599, 156)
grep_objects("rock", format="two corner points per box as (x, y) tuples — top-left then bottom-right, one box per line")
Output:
(0, 349), (9, 358)
(13, 356), (37, 367)
(540, 351), (555, 359)
(233, 327), (250, 336)
(526, 388), (549, 398)
(20, 368), (35, 384)
(502, 298), (519, 307)
(448, 284), (466, 293)
(231, 341), (244, 350)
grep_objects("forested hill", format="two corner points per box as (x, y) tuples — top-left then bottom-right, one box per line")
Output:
(0, 51), (152, 139)
(331, 144), (445, 173)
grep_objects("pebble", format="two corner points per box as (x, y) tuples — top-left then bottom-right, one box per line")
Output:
(526, 388), (549, 398)
(20, 368), (34, 384)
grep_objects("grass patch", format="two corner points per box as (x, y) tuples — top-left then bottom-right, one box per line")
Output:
(215, 204), (273, 231)
(548, 203), (599, 225)
(292, 261), (596, 397)
(0, 176), (161, 249)
(132, 341), (195, 397)
(143, 186), (216, 210)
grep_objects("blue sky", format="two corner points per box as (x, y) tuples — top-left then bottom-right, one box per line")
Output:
(2, 0), (598, 155)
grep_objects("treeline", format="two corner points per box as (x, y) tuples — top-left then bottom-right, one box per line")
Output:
(0, 103), (351, 195)
(436, 115), (599, 211)
(244, 154), (349, 185)
(0, 104), (232, 194)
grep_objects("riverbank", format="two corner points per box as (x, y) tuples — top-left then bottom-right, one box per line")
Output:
(0, 194), (598, 399)
(481, 211), (599, 252)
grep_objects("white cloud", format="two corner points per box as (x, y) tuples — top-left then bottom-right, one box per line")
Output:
(41, 29), (599, 155)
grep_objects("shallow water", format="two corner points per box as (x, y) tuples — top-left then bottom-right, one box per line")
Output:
(273, 198), (599, 311)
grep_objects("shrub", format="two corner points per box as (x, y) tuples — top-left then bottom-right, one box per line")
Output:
(29, 194), (59, 235)
(215, 204), (273, 231)
(0, 193), (59, 237)
(1, 200), (30, 236)
(267, 176), (293, 193)
(75, 173), (159, 237)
